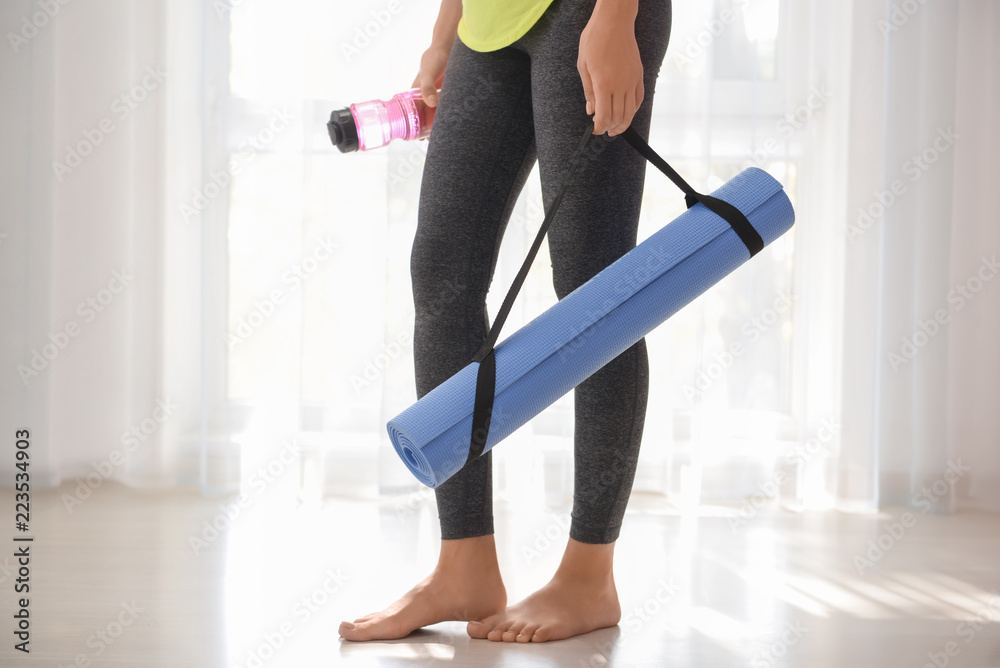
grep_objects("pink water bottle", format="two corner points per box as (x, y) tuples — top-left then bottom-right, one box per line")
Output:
(328, 88), (437, 153)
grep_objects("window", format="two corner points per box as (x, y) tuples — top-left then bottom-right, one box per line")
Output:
(212, 0), (802, 504)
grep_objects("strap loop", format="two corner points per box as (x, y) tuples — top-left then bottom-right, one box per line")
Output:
(621, 126), (763, 257)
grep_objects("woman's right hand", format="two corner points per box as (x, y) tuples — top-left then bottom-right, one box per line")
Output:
(412, 43), (449, 107)
(413, 0), (461, 108)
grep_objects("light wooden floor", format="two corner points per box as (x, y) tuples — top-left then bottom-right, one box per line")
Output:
(2, 480), (999, 667)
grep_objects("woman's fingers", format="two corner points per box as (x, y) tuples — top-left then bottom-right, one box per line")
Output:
(577, 13), (643, 135)
(421, 76), (439, 106)
(415, 45), (450, 107)
(592, 85), (610, 135)
(608, 86), (638, 136)
(577, 59), (597, 125)
(611, 89), (626, 135)
(419, 64), (440, 106)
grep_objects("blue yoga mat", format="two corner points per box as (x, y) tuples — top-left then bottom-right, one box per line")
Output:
(388, 166), (794, 488)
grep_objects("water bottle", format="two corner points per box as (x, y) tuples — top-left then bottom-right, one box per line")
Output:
(327, 88), (437, 153)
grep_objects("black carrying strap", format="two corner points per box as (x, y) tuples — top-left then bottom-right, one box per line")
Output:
(464, 122), (763, 466)
(621, 127), (764, 257)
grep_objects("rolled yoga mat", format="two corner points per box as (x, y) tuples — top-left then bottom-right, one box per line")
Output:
(388, 142), (795, 488)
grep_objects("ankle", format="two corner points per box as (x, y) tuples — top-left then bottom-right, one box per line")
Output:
(437, 534), (500, 571)
(553, 538), (616, 584)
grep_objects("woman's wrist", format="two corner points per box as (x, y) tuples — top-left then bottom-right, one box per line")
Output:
(592, 0), (639, 25)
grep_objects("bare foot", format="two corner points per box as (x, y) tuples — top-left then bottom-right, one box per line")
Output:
(467, 538), (621, 643)
(339, 535), (506, 641)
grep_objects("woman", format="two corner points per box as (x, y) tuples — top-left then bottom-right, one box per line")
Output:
(340, 0), (671, 643)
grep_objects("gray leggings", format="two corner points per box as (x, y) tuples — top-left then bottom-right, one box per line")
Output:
(411, 0), (671, 544)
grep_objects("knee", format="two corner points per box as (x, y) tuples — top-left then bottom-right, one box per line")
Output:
(410, 250), (470, 321)
(551, 251), (625, 301)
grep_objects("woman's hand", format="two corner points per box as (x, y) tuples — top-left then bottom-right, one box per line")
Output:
(578, 0), (643, 136)
(412, 0), (463, 108)
(412, 44), (449, 107)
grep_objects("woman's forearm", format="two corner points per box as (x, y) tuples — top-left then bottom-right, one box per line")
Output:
(430, 0), (463, 50)
(414, 0), (462, 105)
(578, 0), (643, 135)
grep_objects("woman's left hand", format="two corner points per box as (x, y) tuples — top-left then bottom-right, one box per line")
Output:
(577, 0), (643, 136)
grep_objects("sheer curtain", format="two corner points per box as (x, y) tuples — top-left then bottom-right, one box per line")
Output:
(1, 0), (204, 490)
(2, 0), (997, 516)
(840, 0), (1000, 513)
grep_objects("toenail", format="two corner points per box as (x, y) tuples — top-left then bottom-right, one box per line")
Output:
(341, 622), (355, 630)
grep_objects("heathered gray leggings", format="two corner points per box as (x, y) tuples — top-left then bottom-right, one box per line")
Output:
(410, 0), (671, 544)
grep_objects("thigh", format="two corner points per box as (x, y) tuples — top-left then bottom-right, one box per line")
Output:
(521, 0), (672, 298)
(411, 37), (538, 392)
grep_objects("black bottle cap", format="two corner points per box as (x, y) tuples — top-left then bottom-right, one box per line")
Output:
(327, 107), (359, 153)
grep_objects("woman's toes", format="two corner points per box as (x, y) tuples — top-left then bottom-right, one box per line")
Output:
(469, 613), (502, 640)
(340, 621), (368, 641)
(466, 620), (490, 639)
(502, 621), (527, 642)
(487, 619), (513, 642)
(516, 623), (540, 643)
(531, 625), (554, 643)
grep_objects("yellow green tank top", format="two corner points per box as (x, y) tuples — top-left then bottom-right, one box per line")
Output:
(457, 0), (556, 52)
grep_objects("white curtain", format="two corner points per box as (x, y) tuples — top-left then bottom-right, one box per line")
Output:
(1, 0), (203, 490)
(839, 0), (1000, 513)
(2, 0), (997, 515)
